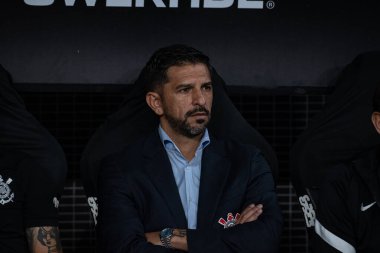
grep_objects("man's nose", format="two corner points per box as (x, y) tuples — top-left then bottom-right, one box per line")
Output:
(192, 88), (206, 105)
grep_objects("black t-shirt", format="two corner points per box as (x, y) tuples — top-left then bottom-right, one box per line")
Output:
(0, 152), (62, 253)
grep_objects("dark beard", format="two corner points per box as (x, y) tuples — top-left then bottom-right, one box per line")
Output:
(165, 106), (210, 138)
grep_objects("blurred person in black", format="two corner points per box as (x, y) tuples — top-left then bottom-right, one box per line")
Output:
(311, 87), (380, 253)
(290, 52), (380, 251)
(0, 64), (67, 253)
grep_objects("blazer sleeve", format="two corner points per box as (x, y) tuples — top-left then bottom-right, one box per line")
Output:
(97, 156), (179, 253)
(187, 151), (283, 253)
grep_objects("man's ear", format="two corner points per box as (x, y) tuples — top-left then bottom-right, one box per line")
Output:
(372, 112), (380, 134)
(146, 92), (163, 116)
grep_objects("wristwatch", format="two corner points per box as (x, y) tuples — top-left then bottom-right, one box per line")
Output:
(159, 228), (174, 248)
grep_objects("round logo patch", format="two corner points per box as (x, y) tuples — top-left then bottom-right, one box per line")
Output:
(0, 175), (14, 205)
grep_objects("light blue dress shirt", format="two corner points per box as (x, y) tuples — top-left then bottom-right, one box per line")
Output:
(158, 126), (210, 229)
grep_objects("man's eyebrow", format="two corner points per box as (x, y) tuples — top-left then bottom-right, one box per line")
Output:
(175, 82), (212, 90)
(176, 84), (193, 89)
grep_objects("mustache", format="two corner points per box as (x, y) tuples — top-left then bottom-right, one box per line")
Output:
(185, 106), (210, 118)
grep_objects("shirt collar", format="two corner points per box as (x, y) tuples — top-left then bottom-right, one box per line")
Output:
(158, 125), (210, 152)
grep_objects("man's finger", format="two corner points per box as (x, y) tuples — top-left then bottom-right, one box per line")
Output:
(237, 204), (263, 224)
(240, 204), (256, 217)
(239, 207), (262, 224)
(239, 204), (259, 221)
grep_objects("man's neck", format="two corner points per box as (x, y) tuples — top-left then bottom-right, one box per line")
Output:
(160, 125), (203, 161)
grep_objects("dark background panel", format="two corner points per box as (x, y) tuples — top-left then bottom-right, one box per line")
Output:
(1, 1), (380, 86)
(2, 0), (379, 251)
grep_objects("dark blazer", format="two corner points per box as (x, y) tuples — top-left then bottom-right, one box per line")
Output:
(97, 131), (282, 253)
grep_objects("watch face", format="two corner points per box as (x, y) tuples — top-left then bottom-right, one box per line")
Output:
(160, 228), (173, 238)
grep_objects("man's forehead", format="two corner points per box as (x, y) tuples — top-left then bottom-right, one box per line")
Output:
(166, 63), (211, 82)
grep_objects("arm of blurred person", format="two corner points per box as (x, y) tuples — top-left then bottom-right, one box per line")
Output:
(311, 167), (356, 253)
(23, 158), (66, 253)
(26, 227), (63, 253)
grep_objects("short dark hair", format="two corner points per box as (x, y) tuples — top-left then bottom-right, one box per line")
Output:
(373, 85), (380, 112)
(138, 44), (211, 93)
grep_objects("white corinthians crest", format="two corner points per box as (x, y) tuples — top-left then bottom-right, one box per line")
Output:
(0, 175), (14, 205)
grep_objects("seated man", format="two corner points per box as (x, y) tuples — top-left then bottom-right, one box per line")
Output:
(97, 45), (282, 253)
(0, 65), (66, 253)
(81, 59), (278, 226)
(312, 87), (380, 253)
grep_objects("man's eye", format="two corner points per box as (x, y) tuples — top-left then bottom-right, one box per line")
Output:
(202, 85), (212, 91)
(179, 88), (191, 93)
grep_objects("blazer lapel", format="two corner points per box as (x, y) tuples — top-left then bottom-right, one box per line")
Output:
(143, 131), (188, 228)
(197, 140), (231, 229)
